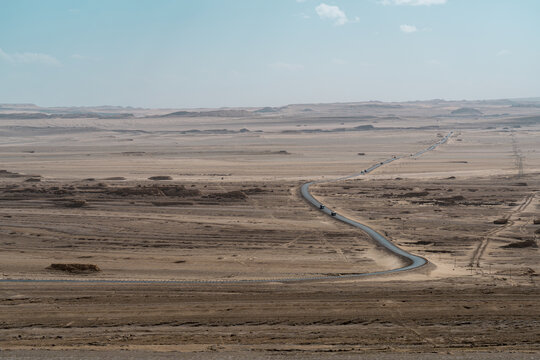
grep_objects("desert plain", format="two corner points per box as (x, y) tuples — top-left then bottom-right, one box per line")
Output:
(0, 100), (539, 358)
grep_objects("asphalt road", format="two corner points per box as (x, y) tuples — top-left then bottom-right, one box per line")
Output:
(0, 132), (452, 284)
(301, 131), (453, 275)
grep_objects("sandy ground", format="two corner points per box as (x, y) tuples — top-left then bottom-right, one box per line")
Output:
(2, 350), (539, 360)
(0, 100), (539, 356)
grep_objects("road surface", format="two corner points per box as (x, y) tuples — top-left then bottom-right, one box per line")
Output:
(301, 131), (453, 275)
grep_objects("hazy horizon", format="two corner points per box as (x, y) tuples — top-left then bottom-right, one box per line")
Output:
(1, 0), (540, 108)
(3, 96), (540, 111)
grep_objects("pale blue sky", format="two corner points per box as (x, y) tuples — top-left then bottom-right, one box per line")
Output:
(1, 0), (539, 108)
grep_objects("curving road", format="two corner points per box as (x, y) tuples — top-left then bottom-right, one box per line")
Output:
(301, 131), (453, 275)
(0, 132), (452, 284)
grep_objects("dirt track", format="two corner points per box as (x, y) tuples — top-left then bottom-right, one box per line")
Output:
(2, 351), (539, 360)
(1, 279), (539, 353)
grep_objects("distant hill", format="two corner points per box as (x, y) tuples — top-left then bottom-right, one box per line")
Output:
(363, 103), (403, 109)
(0, 103), (38, 109)
(253, 107), (281, 113)
(160, 109), (252, 117)
(0, 112), (134, 119)
(510, 102), (540, 108)
(450, 107), (483, 116)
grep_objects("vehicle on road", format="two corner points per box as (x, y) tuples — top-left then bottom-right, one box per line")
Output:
(331, 211), (336, 216)
(319, 204), (325, 209)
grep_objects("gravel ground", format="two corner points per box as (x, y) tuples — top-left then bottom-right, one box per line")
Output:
(2, 350), (540, 360)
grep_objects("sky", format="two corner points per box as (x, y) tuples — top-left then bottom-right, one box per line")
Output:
(1, 0), (539, 108)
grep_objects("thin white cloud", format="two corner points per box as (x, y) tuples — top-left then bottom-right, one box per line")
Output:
(0, 48), (10, 62)
(381, 0), (446, 5)
(400, 24), (418, 33)
(332, 58), (347, 65)
(315, 3), (348, 26)
(269, 62), (304, 71)
(497, 49), (510, 57)
(71, 54), (85, 60)
(0, 47), (60, 66)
